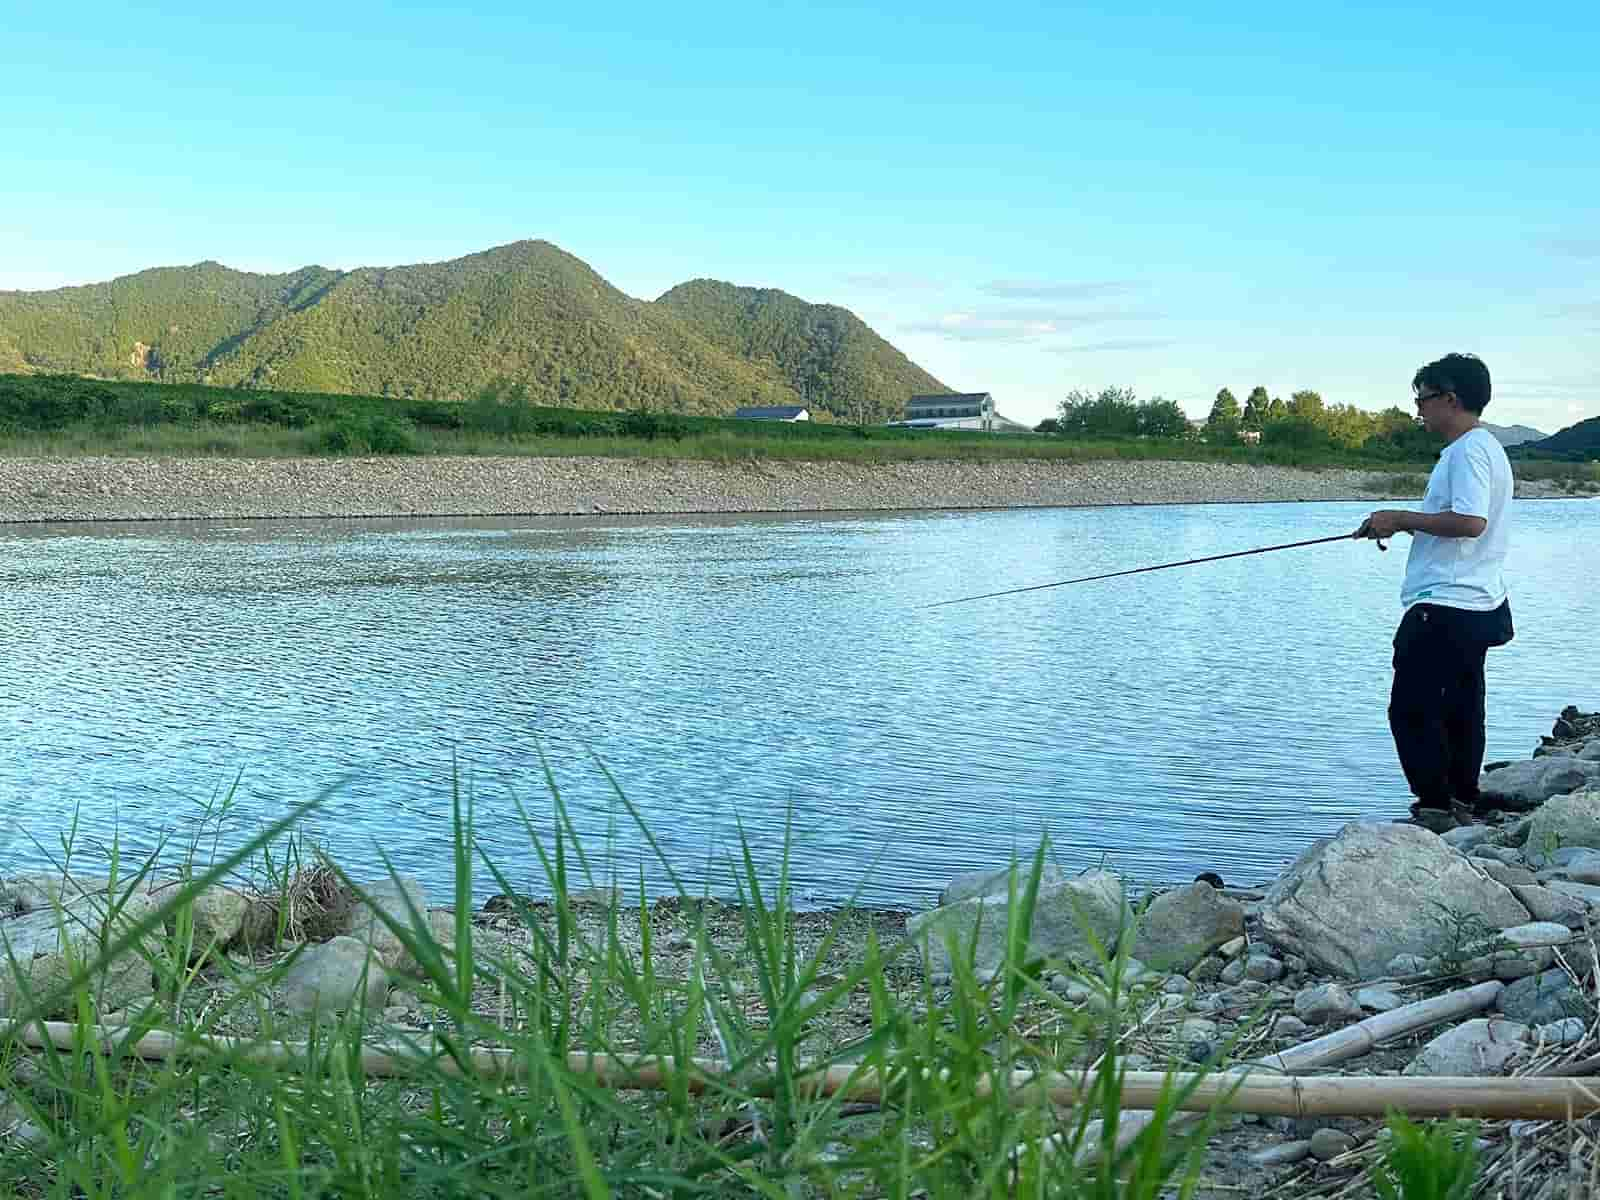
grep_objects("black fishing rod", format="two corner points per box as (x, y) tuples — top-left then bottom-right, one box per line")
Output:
(924, 529), (1383, 609)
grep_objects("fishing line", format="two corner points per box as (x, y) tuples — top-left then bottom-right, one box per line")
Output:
(924, 530), (1382, 609)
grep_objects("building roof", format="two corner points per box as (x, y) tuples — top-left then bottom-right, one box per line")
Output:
(733, 405), (809, 419)
(907, 392), (992, 407)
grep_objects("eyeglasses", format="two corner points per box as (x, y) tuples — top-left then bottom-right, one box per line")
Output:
(1413, 390), (1450, 409)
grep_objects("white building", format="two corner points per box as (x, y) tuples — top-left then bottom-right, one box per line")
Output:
(887, 392), (1030, 433)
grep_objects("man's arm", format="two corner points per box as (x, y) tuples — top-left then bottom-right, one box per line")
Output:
(1354, 509), (1487, 540)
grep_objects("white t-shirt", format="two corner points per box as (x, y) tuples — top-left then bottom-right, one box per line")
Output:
(1400, 426), (1512, 611)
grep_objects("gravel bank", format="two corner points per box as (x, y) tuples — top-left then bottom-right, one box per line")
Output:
(0, 454), (1569, 524)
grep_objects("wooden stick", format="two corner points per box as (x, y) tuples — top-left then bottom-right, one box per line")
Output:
(1249, 980), (1503, 1073)
(13, 1019), (1600, 1120)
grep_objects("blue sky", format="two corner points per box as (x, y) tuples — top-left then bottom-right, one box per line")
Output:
(3, 1), (1596, 430)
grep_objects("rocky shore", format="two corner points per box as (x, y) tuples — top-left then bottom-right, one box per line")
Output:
(4, 706), (1598, 1195)
(0, 453), (1583, 524)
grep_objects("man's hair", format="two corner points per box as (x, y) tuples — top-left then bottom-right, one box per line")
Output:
(1413, 353), (1491, 414)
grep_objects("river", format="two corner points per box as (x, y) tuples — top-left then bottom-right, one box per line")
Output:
(2, 498), (1594, 908)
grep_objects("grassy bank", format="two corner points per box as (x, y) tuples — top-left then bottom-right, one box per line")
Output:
(6, 373), (1595, 493)
(1, 779), (1249, 1200)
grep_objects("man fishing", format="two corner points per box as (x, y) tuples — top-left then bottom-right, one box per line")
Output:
(1355, 353), (1514, 833)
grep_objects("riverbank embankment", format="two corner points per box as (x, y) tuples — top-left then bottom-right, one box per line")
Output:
(0, 454), (1581, 524)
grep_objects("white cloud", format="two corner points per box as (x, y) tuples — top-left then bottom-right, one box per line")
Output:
(980, 279), (1137, 300)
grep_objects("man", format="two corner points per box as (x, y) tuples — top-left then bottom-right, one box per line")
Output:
(1355, 353), (1514, 832)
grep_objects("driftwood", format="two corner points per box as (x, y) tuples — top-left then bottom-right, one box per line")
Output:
(12, 1015), (1600, 1120)
(1249, 980), (1505, 1073)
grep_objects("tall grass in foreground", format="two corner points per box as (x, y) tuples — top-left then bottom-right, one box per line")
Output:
(0, 768), (1475, 1198)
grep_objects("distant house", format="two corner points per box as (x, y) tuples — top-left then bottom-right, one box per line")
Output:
(886, 391), (1029, 433)
(734, 405), (810, 422)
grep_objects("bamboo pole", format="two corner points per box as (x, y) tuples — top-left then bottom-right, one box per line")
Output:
(1248, 980), (1504, 1073)
(13, 1018), (1600, 1120)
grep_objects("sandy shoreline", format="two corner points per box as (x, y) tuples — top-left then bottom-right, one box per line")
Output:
(0, 453), (1583, 524)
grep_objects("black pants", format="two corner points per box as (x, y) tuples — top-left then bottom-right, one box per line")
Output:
(1389, 600), (1513, 810)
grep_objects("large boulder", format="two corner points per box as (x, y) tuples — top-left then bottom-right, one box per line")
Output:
(938, 862), (1067, 908)
(140, 880), (250, 955)
(0, 891), (160, 1017)
(1258, 822), (1530, 978)
(907, 868), (1128, 976)
(1523, 790), (1600, 864)
(1480, 758), (1600, 811)
(280, 937), (390, 1016)
(1405, 1018), (1529, 1076)
(1131, 882), (1245, 973)
(340, 876), (430, 970)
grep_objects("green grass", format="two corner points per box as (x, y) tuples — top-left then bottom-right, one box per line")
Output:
(0, 768), (1243, 1199)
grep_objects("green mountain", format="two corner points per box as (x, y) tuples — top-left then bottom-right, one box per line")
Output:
(0, 241), (949, 421)
(654, 279), (947, 422)
(1511, 414), (1600, 461)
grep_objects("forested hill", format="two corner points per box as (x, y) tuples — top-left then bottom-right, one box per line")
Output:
(1511, 415), (1600, 462)
(654, 280), (946, 421)
(0, 241), (949, 421)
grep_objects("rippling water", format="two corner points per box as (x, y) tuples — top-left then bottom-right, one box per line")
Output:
(2, 498), (1595, 908)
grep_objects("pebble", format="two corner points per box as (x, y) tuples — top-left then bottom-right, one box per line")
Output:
(1244, 954), (1284, 983)
(1274, 1015), (1311, 1039)
(1309, 1128), (1356, 1161)
(1218, 936), (1247, 960)
(1356, 986), (1403, 1013)
(1248, 1140), (1312, 1167)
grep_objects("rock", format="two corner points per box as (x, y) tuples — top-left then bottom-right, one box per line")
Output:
(1294, 983), (1362, 1026)
(0, 891), (160, 1017)
(1249, 1140), (1312, 1167)
(1283, 954), (1307, 974)
(280, 937), (389, 1015)
(1537, 1017), (1587, 1046)
(907, 869), (1128, 976)
(1187, 957), (1223, 983)
(1477, 860), (1537, 887)
(1132, 883), (1245, 973)
(1218, 935), (1247, 960)
(1479, 759), (1600, 812)
(1472, 845), (1526, 866)
(1178, 1018), (1218, 1041)
(1245, 954), (1284, 983)
(1561, 852), (1600, 885)
(341, 876), (430, 970)
(1387, 953), (1432, 976)
(3, 872), (114, 913)
(1525, 791), (1600, 862)
(1406, 1018), (1529, 1076)
(1442, 826), (1496, 852)
(1309, 1128), (1356, 1161)
(1499, 921), (1578, 949)
(1544, 880), (1600, 908)
(1258, 822), (1531, 978)
(1356, 986), (1404, 1013)
(1162, 974), (1192, 996)
(1274, 1015), (1311, 1039)
(1510, 885), (1590, 928)
(1219, 958), (1246, 985)
(1499, 969), (1589, 1025)
(1581, 741), (1600, 762)
(481, 892), (532, 914)
(141, 881), (250, 954)
(938, 862), (1066, 907)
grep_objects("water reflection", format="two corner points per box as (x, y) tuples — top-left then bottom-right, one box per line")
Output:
(0, 501), (1594, 908)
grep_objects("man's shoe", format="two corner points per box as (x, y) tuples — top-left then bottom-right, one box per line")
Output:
(1406, 805), (1459, 834)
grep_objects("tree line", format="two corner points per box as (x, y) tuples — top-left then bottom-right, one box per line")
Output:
(1039, 385), (1442, 459)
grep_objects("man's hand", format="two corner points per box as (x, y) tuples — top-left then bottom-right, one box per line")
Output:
(1354, 509), (1411, 541)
